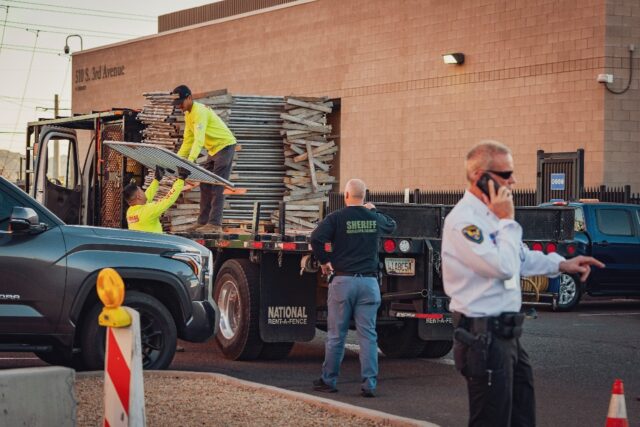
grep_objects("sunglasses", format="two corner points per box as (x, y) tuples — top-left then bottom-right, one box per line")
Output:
(487, 170), (514, 180)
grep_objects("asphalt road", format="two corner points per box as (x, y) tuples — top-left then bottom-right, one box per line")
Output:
(2, 299), (639, 426)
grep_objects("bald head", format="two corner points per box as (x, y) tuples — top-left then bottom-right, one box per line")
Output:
(465, 140), (512, 183)
(344, 179), (366, 206)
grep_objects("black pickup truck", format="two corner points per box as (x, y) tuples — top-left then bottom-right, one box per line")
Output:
(0, 176), (219, 370)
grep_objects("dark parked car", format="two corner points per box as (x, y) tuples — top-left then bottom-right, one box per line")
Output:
(539, 200), (640, 310)
(0, 176), (219, 370)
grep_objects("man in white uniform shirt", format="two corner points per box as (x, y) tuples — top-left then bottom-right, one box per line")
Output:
(442, 141), (603, 427)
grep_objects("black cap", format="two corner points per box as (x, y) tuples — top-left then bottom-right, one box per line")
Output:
(171, 85), (191, 105)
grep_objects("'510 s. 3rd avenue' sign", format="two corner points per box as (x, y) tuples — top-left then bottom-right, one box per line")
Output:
(75, 64), (125, 91)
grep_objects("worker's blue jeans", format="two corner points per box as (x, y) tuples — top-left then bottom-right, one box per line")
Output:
(321, 275), (381, 392)
(198, 144), (235, 226)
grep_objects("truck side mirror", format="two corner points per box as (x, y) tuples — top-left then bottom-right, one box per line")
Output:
(9, 207), (45, 234)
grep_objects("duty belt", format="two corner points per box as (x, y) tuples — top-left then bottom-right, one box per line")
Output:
(334, 272), (378, 277)
(453, 312), (524, 339)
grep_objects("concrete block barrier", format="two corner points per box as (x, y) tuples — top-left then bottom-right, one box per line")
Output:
(0, 366), (76, 426)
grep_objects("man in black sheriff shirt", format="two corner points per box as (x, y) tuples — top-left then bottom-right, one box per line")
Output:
(310, 179), (396, 397)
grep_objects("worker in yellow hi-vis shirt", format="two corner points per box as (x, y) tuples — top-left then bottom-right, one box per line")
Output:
(124, 166), (191, 233)
(172, 84), (237, 234)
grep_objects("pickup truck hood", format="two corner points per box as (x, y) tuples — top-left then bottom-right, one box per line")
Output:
(61, 225), (209, 256)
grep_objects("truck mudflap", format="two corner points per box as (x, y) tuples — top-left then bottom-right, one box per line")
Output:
(259, 253), (317, 343)
(390, 310), (454, 340)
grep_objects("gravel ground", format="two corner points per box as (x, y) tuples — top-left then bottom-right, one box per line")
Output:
(75, 373), (408, 427)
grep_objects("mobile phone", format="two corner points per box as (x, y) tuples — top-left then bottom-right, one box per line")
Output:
(476, 173), (501, 197)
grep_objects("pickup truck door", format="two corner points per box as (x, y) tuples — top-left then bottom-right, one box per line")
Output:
(0, 180), (67, 334)
(32, 127), (82, 224)
(587, 207), (640, 291)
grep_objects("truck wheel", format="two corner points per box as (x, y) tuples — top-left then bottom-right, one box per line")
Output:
(555, 273), (582, 312)
(80, 291), (178, 370)
(378, 320), (426, 358)
(419, 340), (453, 358)
(214, 259), (263, 360)
(259, 342), (294, 360)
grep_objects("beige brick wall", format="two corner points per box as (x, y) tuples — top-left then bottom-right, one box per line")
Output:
(73, 0), (614, 191)
(603, 0), (640, 189)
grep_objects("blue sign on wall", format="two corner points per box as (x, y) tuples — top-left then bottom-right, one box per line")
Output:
(550, 173), (565, 191)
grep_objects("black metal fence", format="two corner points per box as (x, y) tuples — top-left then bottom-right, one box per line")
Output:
(327, 185), (640, 213)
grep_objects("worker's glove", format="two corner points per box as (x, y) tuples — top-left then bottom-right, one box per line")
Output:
(154, 165), (166, 181)
(177, 166), (191, 180)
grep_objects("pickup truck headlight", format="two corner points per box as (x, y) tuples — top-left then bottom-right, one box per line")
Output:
(164, 251), (203, 278)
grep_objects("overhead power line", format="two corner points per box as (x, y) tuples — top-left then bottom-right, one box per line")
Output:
(2, 0), (155, 19)
(0, 3), (156, 22)
(5, 19), (143, 38)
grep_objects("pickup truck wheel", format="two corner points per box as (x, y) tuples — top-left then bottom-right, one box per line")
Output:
(80, 291), (178, 370)
(259, 342), (294, 360)
(419, 340), (453, 358)
(555, 274), (582, 312)
(214, 259), (263, 360)
(378, 320), (426, 358)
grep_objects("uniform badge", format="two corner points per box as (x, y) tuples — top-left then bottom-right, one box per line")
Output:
(462, 225), (483, 244)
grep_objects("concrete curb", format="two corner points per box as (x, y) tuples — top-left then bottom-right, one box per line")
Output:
(77, 370), (438, 426)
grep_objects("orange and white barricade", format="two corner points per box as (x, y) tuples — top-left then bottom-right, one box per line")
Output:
(96, 268), (146, 427)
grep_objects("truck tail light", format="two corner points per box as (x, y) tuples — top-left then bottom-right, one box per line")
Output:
(566, 244), (576, 255)
(383, 239), (396, 253)
(545, 243), (557, 253)
(531, 242), (543, 251)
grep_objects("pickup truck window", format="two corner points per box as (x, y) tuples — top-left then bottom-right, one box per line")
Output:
(46, 139), (77, 190)
(596, 209), (633, 236)
(574, 207), (586, 232)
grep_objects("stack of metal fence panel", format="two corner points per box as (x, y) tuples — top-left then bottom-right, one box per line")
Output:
(136, 91), (185, 231)
(272, 96), (337, 232)
(196, 93), (286, 229)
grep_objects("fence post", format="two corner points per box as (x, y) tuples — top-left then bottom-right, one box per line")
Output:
(599, 185), (606, 202)
(624, 185), (631, 203)
(413, 188), (420, 204)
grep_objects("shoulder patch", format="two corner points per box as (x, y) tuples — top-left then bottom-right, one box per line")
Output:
(462, 225), (483, 244)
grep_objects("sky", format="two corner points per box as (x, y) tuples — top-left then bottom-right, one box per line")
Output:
(0, 0), (216, 157)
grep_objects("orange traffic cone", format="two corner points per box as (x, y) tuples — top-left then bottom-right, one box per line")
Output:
(605, 379), (628, 427)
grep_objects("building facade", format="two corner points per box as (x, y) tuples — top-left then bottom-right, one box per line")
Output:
(71, 0), (640, 191)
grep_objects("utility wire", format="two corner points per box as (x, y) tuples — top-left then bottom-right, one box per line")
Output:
(2, 0), (155, 19)
(0, 4), (155, 22)
(0, 29), (39, 173)
(5, 19), (143, 37)
(0, 5), (9, 57)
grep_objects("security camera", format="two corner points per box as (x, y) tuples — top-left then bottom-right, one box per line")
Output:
(64, 45), (70, 54)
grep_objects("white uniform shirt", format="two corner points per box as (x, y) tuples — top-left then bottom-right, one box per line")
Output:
(442, 191), (565, 317)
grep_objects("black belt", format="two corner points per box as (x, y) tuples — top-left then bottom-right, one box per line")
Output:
(453, 312), (524, 338)
(334, 272), (378, 277)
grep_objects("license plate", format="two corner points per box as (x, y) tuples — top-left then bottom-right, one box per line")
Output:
(385, 258), (415, 276)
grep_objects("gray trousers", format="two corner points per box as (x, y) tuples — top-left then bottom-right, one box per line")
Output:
(198, 144), (235, 226)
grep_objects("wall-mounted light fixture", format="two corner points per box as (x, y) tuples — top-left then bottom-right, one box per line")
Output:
(442, 52), (465, 65)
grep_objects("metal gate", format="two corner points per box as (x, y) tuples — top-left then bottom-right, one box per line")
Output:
(536, 149), (584, 204)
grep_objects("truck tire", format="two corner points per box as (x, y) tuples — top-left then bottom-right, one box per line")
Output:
(80, 291), (178, 370)
(259, 342), (294, 360)
(555, 273), (582, 312)
(214, 259), (264, 360)
(378, 320), (426, 358)
(419, 340), (453, 358)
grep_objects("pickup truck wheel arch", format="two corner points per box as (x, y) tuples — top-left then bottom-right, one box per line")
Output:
(70, 269), (193, 332)
(80, 291), (178, 370)
(214, 259), (264, 360)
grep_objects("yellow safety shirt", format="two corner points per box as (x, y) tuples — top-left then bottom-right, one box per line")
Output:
(126, 178), (184, 233)
(177, 101), (236, 162)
